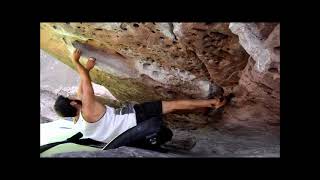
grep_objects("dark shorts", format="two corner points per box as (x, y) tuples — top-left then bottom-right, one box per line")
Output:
(133, 101), (163, 124)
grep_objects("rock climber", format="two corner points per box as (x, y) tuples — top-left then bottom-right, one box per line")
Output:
(54, 48), (227, 145)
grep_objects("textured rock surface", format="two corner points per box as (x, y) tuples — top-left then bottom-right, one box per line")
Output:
(51, 141), (278, 157)
(51, 146), (178, 158)
(40, 22), (249, 126)
(174, 23), (249, 87)
(229, 23), (280, 125)
(40, 22), (280, 157)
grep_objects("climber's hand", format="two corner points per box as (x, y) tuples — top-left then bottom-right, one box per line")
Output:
(209, 98), (226, 109)
(86, 57), (96, 70)
(215, 98), (227, 109)
(73, 48), (81, 63)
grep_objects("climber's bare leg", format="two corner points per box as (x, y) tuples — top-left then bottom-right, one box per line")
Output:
(162, 99), (226, 114)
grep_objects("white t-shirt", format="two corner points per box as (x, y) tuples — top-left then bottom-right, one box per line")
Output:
(73, 105), (137, 144)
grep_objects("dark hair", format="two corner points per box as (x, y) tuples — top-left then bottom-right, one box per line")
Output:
(54, 95), (81, 117)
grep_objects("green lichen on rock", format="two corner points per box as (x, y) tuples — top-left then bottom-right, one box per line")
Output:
(90, 68), (161, 103)
(95, 96), (121, 108)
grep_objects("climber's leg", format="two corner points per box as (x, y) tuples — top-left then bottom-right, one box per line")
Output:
(162, 99), (226, 114)
(133, 99), (226, 123)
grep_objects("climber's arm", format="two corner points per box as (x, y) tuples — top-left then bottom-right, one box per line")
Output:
(75, 58), (96, 99)
(80, 70), (106, 123)
(72, 49), (94, 100)
(72, 49), (84, 99)
(77, 79), (83, 99)
(72, 49), (105, 123)
(162, 98), (227, 114)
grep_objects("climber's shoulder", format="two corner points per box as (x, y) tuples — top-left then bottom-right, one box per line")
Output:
(81, 101), (106, 123)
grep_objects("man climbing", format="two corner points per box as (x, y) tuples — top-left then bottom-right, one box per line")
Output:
(54, 49), (227, 146)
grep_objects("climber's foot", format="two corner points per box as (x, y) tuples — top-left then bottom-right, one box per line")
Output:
(86, 57), (96, 70)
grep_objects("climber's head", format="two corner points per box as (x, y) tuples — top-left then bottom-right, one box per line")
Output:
(54, 95), (82, 117)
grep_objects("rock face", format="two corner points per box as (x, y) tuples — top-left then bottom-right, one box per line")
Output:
(229, 23), (280, 125)
(51, 146), (178, 158)
(175, 23), (249, 87)
(40, 22), (249, 126)
(40, 22), (280, 157)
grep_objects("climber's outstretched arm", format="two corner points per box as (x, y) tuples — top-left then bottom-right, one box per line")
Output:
(72, 49), (105, 123)
(75, 56), (96, 99)
(161, 98), (226, 114)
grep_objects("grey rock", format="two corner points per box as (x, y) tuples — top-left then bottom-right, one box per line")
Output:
(50, 146), (180, 158)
